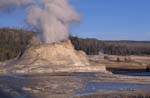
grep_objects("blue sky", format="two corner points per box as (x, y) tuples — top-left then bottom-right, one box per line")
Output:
(0, 0), (150, 41)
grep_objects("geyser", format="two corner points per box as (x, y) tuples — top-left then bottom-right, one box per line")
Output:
(0, 0), (80, 43)
(0, 1), (107, 74)
(0, 39), (107, 74)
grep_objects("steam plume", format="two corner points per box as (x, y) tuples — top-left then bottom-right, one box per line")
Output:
(0, 0), (80, 43)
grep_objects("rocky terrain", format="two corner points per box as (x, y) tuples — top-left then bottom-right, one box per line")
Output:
(0, 40), (106, 74)
(0, 72), (150, 98)
(0, 39), (150, 98)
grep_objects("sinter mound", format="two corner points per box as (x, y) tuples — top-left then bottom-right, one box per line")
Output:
(1, 37), (106, 74)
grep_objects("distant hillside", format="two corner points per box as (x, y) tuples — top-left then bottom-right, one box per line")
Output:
(70, 36), (150, 55)
(0, 28), (150, 61)
(0, 28), (34, 61)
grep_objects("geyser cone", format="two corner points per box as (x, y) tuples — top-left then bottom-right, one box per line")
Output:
(0, 37), (106, 74)
(17, 39), (89, 66)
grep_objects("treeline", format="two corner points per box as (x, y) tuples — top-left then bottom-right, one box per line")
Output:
(0, 28), (150, 61)
(70, 36), (105, 55)
(0, 28), (34, 61)
(70, 36), (150, 55)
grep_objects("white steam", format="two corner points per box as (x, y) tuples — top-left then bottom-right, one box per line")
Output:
(0, 0), (80, 43)
(0, 0), (33, 9)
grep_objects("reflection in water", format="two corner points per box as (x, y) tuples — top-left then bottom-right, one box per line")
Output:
(114, 72), (150, 76)
(76, 72), (150, 94)
(77, 82), (150, 94)
(0, 72), (150, 97)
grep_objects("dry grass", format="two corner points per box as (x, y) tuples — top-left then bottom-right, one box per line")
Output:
(75, 90), (150, 98)
(88, 55), (150, 70)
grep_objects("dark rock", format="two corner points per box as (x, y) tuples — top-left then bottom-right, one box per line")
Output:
(146, 64), (150, 72)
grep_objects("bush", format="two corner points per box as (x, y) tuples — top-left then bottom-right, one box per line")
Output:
(124, 57), (132, 62)
(116, 57), (121, 62)
(104, 56), (109, 60)
(146, 64), (150, 72)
